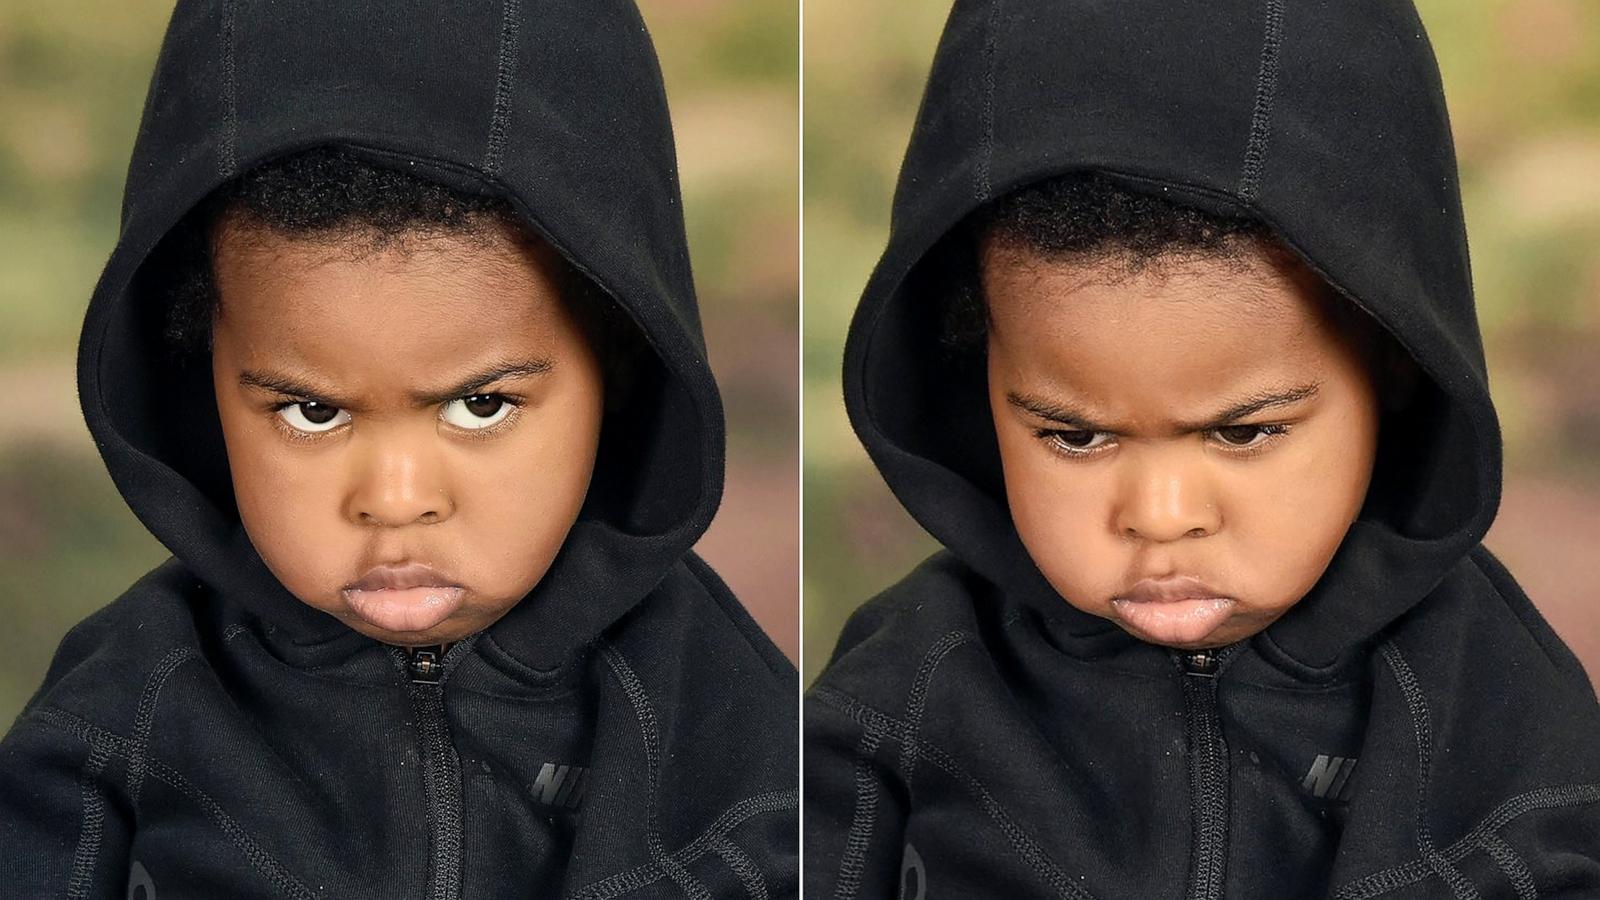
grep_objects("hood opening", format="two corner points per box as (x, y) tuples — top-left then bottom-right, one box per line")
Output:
(86, 141), (719, 666)
(83, 0), (725, 670)
(118, 144), (708, 546)
(848, 167), (1501, 670)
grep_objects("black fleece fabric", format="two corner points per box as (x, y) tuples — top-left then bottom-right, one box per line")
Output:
(806, 1), (1600, 898)
(0, 2), (796, 898)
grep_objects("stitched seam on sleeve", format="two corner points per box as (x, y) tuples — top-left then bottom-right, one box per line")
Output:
(711, 837), (769, 900)
(899, 631), (970, 778)
(31, 707), (318, 900)
(570, 788), (797, 899)
(65, 743), (113, 900)
(1378, 642), (1479, 899)
(832, 729), (885, 900)
(1331, 783), (1600, 899)
(598, 640), (710, 900)
(1382, 640), (1478, 890)
(128, 648), (198, 814)
(1332, 646), (1600, 899)
(812, 688), (1097, 900)
(1476, 833), (1537, 900)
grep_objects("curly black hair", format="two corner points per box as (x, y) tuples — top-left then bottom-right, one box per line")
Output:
(159, 145), (630, 376)
(936, 171), (1370, 355)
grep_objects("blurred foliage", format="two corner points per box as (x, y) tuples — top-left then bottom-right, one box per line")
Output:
(0, 0), (798, 726)
(803, 0), (1600, 684)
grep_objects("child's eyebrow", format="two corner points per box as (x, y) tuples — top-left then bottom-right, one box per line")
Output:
(238, 357), (554, 408)
(1006, 382), (1321, 434)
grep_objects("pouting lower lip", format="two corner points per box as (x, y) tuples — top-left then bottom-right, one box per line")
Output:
(341, 585), (466, 633)
(1110, 596), (1235, 645)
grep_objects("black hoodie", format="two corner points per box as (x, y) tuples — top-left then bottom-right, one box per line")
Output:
(0, 2), (796, 897)
(806, 1), (1600, 897)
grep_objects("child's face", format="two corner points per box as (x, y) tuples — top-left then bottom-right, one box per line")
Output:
(983, 241), (1381, 650)
(209, 219), (605, 647)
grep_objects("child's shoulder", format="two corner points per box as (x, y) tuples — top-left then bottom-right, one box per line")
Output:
(608, 551), (797, 688)
(808, 551), (998, 706)
(1412, 544), (1595, 700)
(16, 557), (210, 733)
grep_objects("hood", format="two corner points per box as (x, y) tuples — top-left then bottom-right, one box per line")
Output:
(79, 0), (722, 670)
(843, 0), (1502, 671)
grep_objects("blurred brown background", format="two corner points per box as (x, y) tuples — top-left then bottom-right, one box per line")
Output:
(803, 0), (1600, 688)
(0, 0), (798, 727)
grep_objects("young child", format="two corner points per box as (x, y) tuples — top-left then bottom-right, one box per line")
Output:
(806, 1), (1600, 897)
(0, 2), (796, 897)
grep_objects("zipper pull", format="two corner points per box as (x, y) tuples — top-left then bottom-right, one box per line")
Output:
(405, 644), (446, 684)
(1180, 650), (1219, 678)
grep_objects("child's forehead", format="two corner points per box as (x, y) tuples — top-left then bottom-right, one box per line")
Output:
(982, 250), (1369, 402)
(982, 245), (1319, 325)
(214, 229), (563, 315)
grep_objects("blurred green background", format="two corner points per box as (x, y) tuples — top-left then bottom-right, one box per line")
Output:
(803, 0), (1600, 687)
(0, 0), (798, 727)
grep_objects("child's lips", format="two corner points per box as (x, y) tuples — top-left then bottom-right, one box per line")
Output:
(340, 561), (465, 632)
(1110, 575), (1236, 646)
(1110, 595), (1235, 647)
(341, 585), (465, 633)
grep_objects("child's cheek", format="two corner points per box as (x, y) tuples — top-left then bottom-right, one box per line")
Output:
(994, 423), (1115, 617)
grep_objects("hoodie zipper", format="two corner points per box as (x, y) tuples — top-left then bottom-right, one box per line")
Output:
(1177, 646), (1236, 900)
(401, 643), (464, 900)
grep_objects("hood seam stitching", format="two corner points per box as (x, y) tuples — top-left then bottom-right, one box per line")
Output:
(974, 0), (1003, 202)
(1237, 0), (1285, 202)
(482, 0), (523, 176)
(219, 0), (239, 178)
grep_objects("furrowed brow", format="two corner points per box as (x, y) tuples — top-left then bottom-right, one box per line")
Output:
(1195, 382), (1320, 429)
(238, 370), (351, 407)
(1006, 392), (1109, 432)
(1006, 381), (1322, 434)
(238, 357), (553, 408)
(410, 358), (553, 405)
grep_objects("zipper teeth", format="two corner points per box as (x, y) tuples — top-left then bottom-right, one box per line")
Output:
(1181, 649), (1233, 900)
(396, 642), (465, 900)
(412, 682), (464, 900)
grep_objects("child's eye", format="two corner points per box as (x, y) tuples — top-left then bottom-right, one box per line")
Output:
(1039, 429), (1114, 457)
(276, 401), (351, 434)
(440, 394), (517, 430)
(1211, 423), (1289, 450)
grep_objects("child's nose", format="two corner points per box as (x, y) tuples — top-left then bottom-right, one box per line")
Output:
(1112, 459), (1220, 543)
(345, 439), (455, 527)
